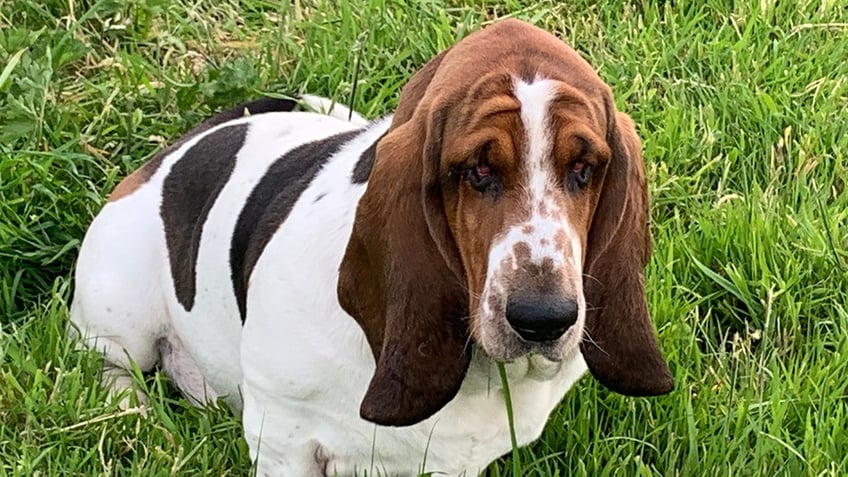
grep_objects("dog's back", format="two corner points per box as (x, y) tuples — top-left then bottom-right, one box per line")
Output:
(70, 96), (368, 410)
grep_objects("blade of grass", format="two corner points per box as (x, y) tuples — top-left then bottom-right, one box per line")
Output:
(497, 362), (521, 475)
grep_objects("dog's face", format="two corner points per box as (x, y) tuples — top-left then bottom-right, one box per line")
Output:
(436, 75), (610, 363)
(339, 19), (672, 427)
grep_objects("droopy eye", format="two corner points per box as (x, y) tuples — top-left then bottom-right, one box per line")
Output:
(454, 143), (498, 194)
(462, 163), (495, 193)
(566, 160), (592, 191)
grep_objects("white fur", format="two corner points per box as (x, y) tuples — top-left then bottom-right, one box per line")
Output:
(71, 96), (587, 476)
(298, 94), (368, 126)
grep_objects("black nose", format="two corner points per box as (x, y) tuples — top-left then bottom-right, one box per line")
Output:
(505, 294), (578, 342)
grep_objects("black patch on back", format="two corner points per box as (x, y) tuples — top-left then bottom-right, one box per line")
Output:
(185, 97), (301, 142)
(212, 97), (302, 122)
(125, 96), (301, 184)
(351, 133), (384, 184)
(230, 129), (363, 321)
(161, 124), (249, 311)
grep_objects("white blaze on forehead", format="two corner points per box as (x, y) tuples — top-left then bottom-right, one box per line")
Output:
(476, 77), (586, 350)
(477, 78), (588, 353)
(481, 77), (583, 283)
(514, 77), (582, 262)
(514, 78), (558, 205)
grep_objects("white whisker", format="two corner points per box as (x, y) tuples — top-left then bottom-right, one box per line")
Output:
(581, 328), (608, 356)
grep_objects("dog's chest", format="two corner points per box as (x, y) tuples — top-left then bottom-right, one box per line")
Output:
(427, 351), (588, 468)
(319, 351), (588, 475)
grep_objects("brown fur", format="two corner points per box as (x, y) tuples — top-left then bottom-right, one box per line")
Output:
(108, 153), (169, 202)
(338, 19), (672, 427)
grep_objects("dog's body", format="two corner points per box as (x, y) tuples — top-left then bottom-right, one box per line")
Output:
(74, 110), (580, 474)
(71, 20), (672, 476)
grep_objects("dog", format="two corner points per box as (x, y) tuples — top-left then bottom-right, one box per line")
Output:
(70, 18), (673, 476)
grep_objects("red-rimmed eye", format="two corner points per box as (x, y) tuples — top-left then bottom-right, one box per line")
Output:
(463, 163), (495, 192)
(571, 160), (586, 175)
(567, 160), (592, 191)
(472, 164), (491, 179)
(453, 142), (499, 194)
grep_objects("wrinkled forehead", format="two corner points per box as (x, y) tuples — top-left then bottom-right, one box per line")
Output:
(444, 72), (608, 167)
(448, 63), (607, 114)
(510, 74), (608, 160)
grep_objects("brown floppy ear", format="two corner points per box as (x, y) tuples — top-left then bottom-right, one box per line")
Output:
(338, 105), (470, 427)
(579, 106), (674, 396)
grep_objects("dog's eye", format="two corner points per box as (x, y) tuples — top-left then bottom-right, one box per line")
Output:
(454, 143), (499, 194)
(566, 160), (592, 191)
(463, 163), (495, 192)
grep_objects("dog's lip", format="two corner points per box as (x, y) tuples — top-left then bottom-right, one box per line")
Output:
(510, 324), (570, 344)
(482, 325), (582, 363)
(482, 339), (569, 363)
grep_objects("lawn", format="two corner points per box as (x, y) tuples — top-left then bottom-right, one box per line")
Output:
(1, 0), (847, 475)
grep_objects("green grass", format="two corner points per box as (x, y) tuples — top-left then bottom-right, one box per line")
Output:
(2, 0), (848, 474)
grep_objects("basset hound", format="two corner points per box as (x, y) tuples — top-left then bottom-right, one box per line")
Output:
(71, 18), (673, 476)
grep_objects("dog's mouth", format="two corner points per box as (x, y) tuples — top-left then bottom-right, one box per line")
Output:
(476, 313), (584, 364)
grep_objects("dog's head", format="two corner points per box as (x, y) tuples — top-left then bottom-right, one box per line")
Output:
(338, 19), (672, 427)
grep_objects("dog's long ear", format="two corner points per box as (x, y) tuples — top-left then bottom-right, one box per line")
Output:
(338, 100), (469, 426)
(579, 106), (673, 396)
